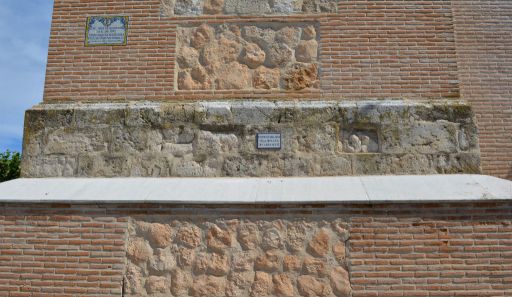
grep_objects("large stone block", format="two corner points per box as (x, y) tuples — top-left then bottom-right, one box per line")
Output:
(22, 100), (481, 177)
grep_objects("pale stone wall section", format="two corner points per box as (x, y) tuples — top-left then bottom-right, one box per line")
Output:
(21, 100), (480, 178)
(125, 217), (351, 297)
(176, 23), (319, 91)
(162, 0), (339, 16)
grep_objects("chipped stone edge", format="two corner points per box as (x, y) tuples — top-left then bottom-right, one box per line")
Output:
(0, 175), (510, 204)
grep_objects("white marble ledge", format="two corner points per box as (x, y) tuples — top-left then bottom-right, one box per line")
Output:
(0, 175), (510, 204)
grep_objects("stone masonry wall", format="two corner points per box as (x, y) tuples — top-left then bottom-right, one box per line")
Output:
(176, 23), (319, 91)
(1, 202), (511, 297)
(43, 0), (458, 101)
(21, 100), (480, 178)
(125, 217), (350, 297)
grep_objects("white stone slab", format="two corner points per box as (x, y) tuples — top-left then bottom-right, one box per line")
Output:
(0, 175), (509, 204)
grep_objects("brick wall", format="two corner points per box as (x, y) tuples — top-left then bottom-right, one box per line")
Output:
(43, 0), (459, 101)
(1, 202), (511, 296)
(452, 0), (512, 179)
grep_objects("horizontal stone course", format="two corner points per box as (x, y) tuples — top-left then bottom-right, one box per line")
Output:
(162, 0), (339, 16)
(21, 100), (480, 177)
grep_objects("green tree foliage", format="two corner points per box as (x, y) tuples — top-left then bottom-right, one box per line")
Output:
(0, 150), (21, 182)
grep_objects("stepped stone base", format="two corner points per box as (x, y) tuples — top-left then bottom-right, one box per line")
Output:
(22, 100), (480, 178)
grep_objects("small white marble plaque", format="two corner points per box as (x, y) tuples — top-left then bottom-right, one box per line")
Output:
(257, 133), (281, 149)
(85, 16), (128, 46)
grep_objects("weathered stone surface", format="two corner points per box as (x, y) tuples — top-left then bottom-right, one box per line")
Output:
(176, 224), (202, 248)
(146, 223), (172, 248)
(274, 273), (295, 297)
(207, 225), (232, 251)
(329, 267), (351, 297)
(146, 275), (171, 294)
(284, 255), (302, 272)
(251, 271), (273, 297)
(150, 248), (176, 271)
(255, 250), (282, 272)
(282, 63), (319, 90)
(287, 222), (308, 252)
(162, 0), (338, 15)
(175, 0), (203, 15)
(176, 24), (319, 91)
(238, 222), (260, 250)
(192, 275), (227, 297)
(203, 0), (224, 14)
(296, 39), (318, 62)
(303, 257), (328, 276)
(127, 238), (152, 263)
(297, 275), (332, 297)
(308, 228), (330, 257)
(241, 43), (266, 69)
(253, 67), (280, 89)
(124, 263), (144, 294)
(332, 242), (346, 263)
(215, 62), (252, 90)
(176, 246), (196, 268)
(171, 269), (193, 296)
(262, 227), (284, 250)
(22, 101), (481, 178)
(302, 25), (316, 40)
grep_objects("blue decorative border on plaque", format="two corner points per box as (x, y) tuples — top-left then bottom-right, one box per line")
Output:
(85, 16), (129, 46)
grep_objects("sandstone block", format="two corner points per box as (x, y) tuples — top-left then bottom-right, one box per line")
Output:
(332, 242), (346, 263)
(329, 267), (351, 297)
(192, 275), (227, 297)
(276, 26), (302, 48)
(302, 25), (316, 40)
(255, 250), (282, 272)
(203, 0), (224, 14)
(127, 238), (152, 263)
(262, 227), (284, 250)
(191, 24), (215, 49)
(241, 43), (266, 69)
(266, 43), (293, 67)
(124, 263), (144, 294)
(253, 67), (280, 89)
(238, 222), (260, 250)
(149, 248), (176, 272)
(148, 223), (173, 248)
(215, 62), (251, 90)
(297, 275), (332, 297)
(171, 269), (193, 296)
(176, 224), (202, 248)
(251, 271), (273, 297)
(303, 257), (328, 276)
(283, 254), (302, 272)
(207, 224), (232, 252)
(296, 39), (318, 63)
(286, 222), (308, 252)
(282, 63), (319, 90)
(308, 228), (330, 257)
(273, 273), (295, 297)
(146, 275), (171, 294)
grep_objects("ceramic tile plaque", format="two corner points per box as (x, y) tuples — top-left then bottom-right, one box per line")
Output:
(85, 16), (129, 46)
(257, 133), (282, 149)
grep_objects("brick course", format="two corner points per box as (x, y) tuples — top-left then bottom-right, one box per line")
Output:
(1, 202), (511, 296)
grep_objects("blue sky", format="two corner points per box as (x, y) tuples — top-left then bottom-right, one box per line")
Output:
(0, 1), (53, 152)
